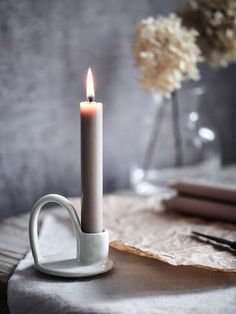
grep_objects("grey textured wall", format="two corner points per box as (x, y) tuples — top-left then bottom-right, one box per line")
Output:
(0, 0), (236, 218)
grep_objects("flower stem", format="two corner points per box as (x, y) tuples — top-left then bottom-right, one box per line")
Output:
(142, 101), (165, 170)
(171, 90), (183, 167)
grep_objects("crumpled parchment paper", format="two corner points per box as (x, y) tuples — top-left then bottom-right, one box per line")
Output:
(98, 195), (236, 272)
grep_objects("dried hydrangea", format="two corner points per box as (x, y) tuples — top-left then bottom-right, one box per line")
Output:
(179, 0), (236, 68)
(132, 14), (202, 98)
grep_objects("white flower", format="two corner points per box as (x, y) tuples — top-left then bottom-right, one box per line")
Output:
(226, 29), (234, 38)
(133, 14), (202, 98)
(179, 0), (236, 68)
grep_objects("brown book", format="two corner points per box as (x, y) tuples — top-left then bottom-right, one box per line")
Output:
(164, 195), (236, 223)
(169, 180), (236, 204)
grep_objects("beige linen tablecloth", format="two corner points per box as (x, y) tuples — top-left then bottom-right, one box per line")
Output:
(8, 195), (236, 314)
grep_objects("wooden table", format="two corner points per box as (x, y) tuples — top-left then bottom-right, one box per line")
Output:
(1, 167), (236, 312)
(0, 213), (30, 312)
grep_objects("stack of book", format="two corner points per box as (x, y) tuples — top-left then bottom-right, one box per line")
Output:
(164, 180), (236, 223)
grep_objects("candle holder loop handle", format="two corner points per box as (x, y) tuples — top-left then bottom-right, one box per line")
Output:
(29, 194), (81, 266)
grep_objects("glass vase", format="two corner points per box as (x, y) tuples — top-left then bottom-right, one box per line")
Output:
(130, 86), (221, 196)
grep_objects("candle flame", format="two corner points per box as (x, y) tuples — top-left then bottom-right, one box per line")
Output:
(86, 68), (95, 102)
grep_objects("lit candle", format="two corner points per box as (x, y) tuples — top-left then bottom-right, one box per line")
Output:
(80, 68), (103, 233)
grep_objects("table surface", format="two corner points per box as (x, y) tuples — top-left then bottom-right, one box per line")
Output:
(0, 213), (29, 298)
(1, 167), (236, 312)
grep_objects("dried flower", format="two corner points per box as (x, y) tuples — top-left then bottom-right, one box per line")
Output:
(179, 0), (236, 68)
(132, 14), (202, 98)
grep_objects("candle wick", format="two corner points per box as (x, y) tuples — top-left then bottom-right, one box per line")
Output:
(88, 96), (94, 103)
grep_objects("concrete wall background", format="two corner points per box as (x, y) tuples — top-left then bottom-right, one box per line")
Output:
(0, 0), (236, 218)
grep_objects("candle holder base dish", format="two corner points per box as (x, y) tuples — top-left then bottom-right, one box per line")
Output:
(33, 256), (113, 278)
(29, 194), (113, 278)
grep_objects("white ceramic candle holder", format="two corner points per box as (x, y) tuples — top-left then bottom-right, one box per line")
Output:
(29, 194), (113, 278)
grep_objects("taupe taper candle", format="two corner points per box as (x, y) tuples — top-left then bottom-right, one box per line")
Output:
(80, 68), (103, 233)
